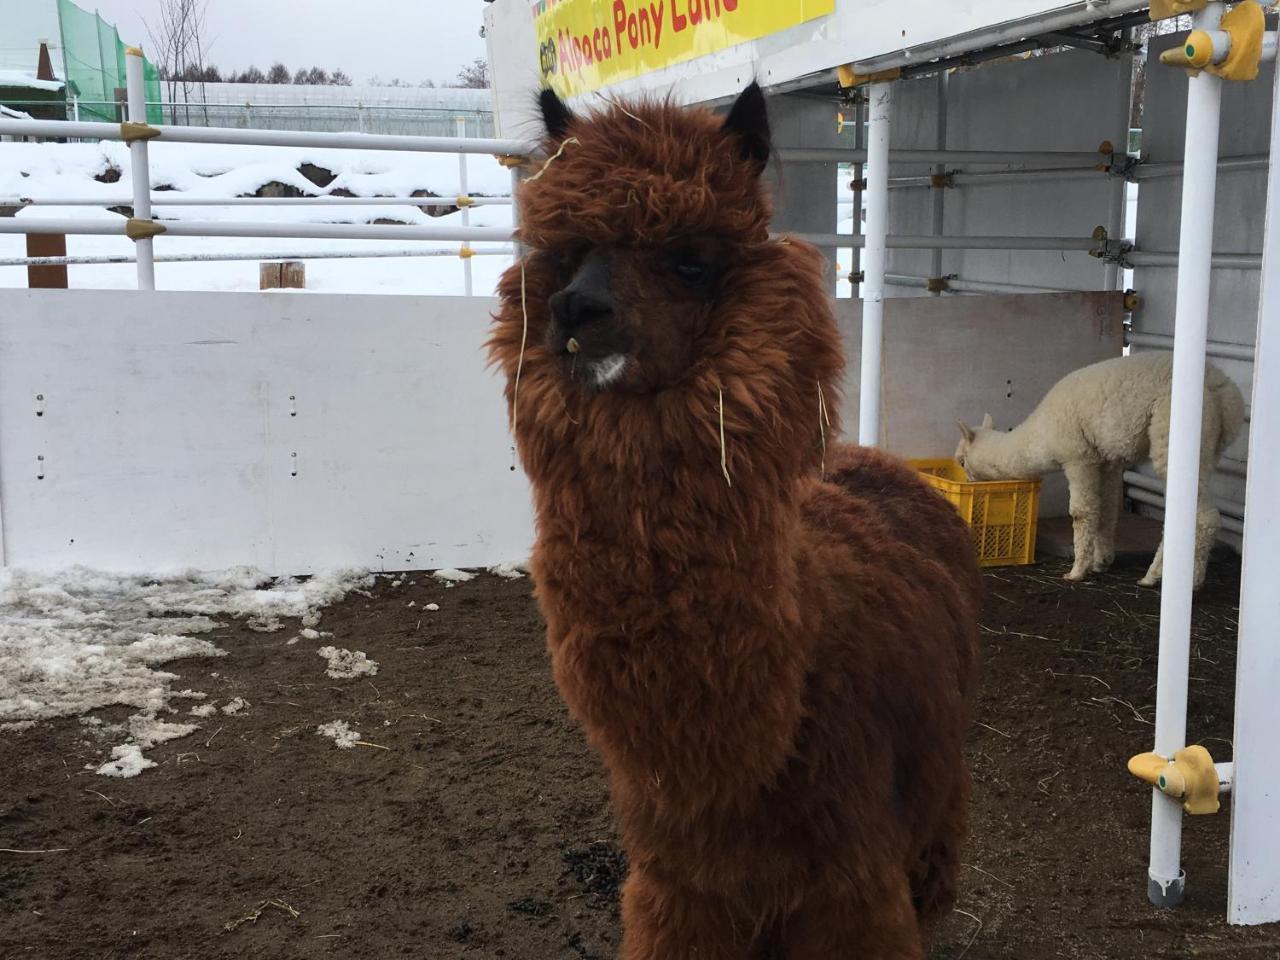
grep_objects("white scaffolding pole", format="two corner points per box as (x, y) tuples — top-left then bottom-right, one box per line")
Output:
(858, 82), (892, 447)
(1228, 43), (1280, 928)
(124, 48), (155, 291)
(1148, 1), (1225, 910)
(457, 116), (474, 297)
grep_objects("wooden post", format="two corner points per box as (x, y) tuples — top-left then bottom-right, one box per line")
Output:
(259, 261), (306, 290)
(26, 234), (68, 289)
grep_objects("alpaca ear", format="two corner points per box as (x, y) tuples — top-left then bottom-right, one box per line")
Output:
(981, 413), (993, 429)
(722, 81), (771, 172)
(957, 421), (975, 444)
(538, 88), (575, 141)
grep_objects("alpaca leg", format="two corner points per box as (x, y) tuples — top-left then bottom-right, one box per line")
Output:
(1063, 461), (1103, 582)
(1141, 404), (1172, 587)
(620, 869), (754, 960)
(782, 875), (923, 960)
(1193, 506), (1221, 590)
(1192, 422), (1224, 590)
(1140, 539), (1165, 589)
(1093, 463), (1124, 573)
(910, 785), (968, 943)
(1139, 429), (1219, 589)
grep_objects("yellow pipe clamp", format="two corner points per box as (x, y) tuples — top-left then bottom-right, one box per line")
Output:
(1128, 744), (1221, 815)
(1159, 0), (1266, 82)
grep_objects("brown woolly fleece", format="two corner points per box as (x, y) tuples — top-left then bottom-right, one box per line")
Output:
(488, 87), (983, 959)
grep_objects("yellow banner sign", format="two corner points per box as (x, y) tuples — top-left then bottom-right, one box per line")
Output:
(533, 0), (836, 98)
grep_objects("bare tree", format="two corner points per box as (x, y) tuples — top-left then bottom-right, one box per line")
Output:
(452, 57), (489, 89)
(146, 0), (213, 124)
(331, 69), (353, 87)
(266, 62), (291, 85)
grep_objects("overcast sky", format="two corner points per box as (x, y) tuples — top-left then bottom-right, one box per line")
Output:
(86, 0), (489, 86)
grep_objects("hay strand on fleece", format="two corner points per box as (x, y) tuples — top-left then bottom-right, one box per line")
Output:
(717, 386), (732, 488)
(525, 136), (580, 183)
(509, 261), (530, 466)
(510, 137), (580, 455)
(817, 381), (831, 478)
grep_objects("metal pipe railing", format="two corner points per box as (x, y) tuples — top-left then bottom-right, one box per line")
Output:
(782, 146), (1107, 166)
(2, 195), (513, 207)
(848, 0), (1150, 76)
(1126, 251), (1261, 269)
(1134, 154), (1267, 181)
(1125, 485), (1244, 535)
(0, 219), (512, 243)
(1148, 1), (1226, 912)
(0, 117), (535, 157)
(807, 232), (1099, 251)
(1124, 469), (1245, 520)
(0, 247), (515, 268)
(884, 166), (1108, 189)
(884, 272), (1080, 295)
(858, 82), (892, 447)
(457, 116), (473, 296)
(1127, 331), (1256, 362)
(125, 49), (155, 289)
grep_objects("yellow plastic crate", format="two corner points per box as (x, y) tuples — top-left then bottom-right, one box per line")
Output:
(910, 458), (1042, 567)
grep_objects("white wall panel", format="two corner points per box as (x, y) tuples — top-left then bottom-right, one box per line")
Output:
(0, 290), (534, 575)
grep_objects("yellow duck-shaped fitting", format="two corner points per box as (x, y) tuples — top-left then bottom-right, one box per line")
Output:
(1158, 0), (1266, 82)
(1128, 744), (1221, 815)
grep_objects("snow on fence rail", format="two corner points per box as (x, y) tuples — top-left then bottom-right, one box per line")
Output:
(0, 47), (532, 293)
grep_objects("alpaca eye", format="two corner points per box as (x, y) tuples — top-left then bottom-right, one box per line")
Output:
(672, 255), (708, 283)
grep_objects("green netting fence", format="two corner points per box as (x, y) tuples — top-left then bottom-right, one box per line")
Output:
(57, 0), (162, 124)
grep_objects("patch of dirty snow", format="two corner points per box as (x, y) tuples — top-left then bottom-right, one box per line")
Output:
(97, 744), (155, 778)
(317, 646), (378, 680)
(434, 568), (473, 582)
(189, 703), (218, 718)
(0, 565), (372, 774)
(432, 568), (475, 585)
(487, 561), (527, 580)
(92, 714), (198, 778)
(221, 697), (249, 716)
(316, 720), (361, 749)
(425, 603), (440, 612)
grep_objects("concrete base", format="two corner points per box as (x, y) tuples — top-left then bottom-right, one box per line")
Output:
(1036, 512), (1164, 561)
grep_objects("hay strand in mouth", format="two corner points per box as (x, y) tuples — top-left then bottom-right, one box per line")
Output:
(717, 386), (732, 488)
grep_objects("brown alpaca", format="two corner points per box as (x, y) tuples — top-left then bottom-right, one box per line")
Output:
(488, 84), (983, 959)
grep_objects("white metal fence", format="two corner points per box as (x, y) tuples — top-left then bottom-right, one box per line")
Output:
(0, 49), (529, 294)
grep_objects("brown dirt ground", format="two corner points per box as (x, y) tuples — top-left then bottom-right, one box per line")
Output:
(2, 551), (1278, 960)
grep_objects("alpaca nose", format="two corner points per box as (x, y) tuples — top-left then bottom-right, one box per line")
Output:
(550, 288), (615, 330)
(550, 251), (615, 331)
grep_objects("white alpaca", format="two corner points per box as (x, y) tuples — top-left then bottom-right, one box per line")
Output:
(955, 352), (1246, 587)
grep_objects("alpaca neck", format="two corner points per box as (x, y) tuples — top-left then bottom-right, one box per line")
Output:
(982, 414), (1058, 477)
(536, 458), (799, 587)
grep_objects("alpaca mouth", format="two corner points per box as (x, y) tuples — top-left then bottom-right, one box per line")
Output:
(580, 354), (629, 389)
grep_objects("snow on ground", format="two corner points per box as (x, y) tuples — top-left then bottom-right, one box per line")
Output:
(486, 561), (527, 580)
(316, 719), (362, 749)
(0, 140), (515, 295)
(0, 566), (373, 775)
(432, 568), (476, 586)
(316, 646), (378, 680)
